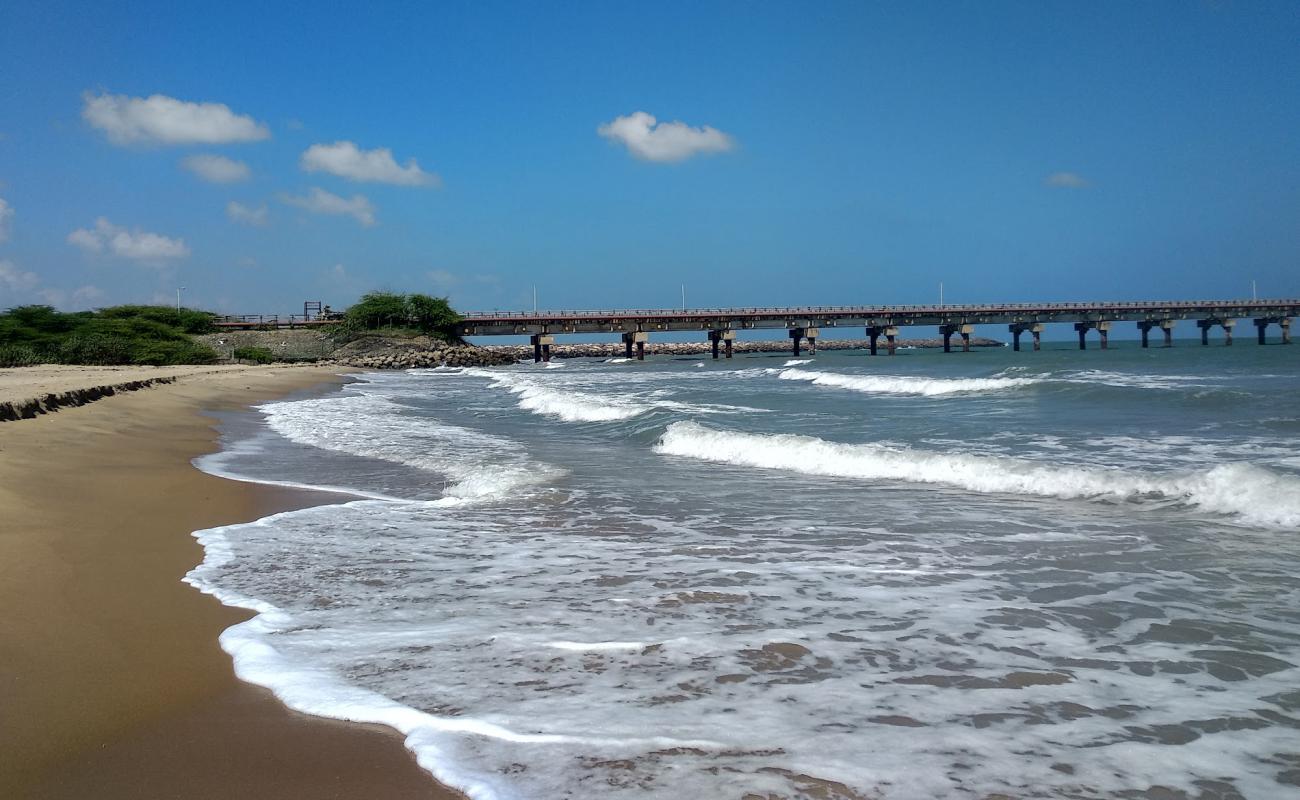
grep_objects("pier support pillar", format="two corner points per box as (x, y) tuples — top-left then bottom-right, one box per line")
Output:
(708, 329), (735, 359)
(1010, 323), (1044, 352)
(1074, 322), (1094, 350)
(1098, 321), (1111, 350)
(790, 327), (818, 356)
(1198, 320), (1212, 346)
(1223, 319), (1235, 346)
(623, 331), (647, 360)
(1255, 319), (1269, 345)
(1161, 320), (1175, 347)
(867, 326), (880, 356)
(939, 324), (972, 353)
(531, 334), (555, 363)
(1283, 318), (1292, 345)
(1138, 321), (1153, 348)
(885, 327), (898, 355)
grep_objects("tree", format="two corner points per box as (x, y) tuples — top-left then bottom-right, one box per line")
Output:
(342, 291), (462, 340)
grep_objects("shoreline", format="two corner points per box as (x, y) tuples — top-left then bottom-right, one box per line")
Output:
(0, 366), (460, 799)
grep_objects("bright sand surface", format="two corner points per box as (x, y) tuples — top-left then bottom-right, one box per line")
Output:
(0, 365), (460, 799)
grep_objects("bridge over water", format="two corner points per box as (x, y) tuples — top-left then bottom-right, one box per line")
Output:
(456, 299), (1298, 361)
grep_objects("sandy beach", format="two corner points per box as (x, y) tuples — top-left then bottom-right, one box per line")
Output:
(0, 365), (459, 799)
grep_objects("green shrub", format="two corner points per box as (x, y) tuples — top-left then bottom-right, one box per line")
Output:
(342, 291), (461, 340)
(0, 344), (44, 367)
(57, 334), (133, 365)
(233, 346), (275, 364)
(97, 305), (218, 334)
(0, 303), (219, 366)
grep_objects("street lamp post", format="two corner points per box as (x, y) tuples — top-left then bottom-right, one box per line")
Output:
(177, 287), (186, 312)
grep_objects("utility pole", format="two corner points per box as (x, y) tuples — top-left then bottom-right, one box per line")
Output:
(533, 285), (537, 314)
(1252, 280), (1257, 301)
(939, 281), (944, 307)
(177, 287), (185, 312)
(681, 284), (686, 311)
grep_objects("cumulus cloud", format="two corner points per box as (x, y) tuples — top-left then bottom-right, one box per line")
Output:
(82, 91), (270, 145)
(67, 217), (190, 262)
(0, 197), (12, 242)
(0, 259), (40, 292)
(1046, 171), (1089, 188)
(226, 200), (269, 226)
(182, 153), (251, 183)
(280, 187), (376, 227)
(71, 285), (106, 307)
(300, 141), (439, 186)
(597, 111), (735, 163)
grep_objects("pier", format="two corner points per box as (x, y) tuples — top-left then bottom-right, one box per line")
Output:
(453, 299), (1298, 361)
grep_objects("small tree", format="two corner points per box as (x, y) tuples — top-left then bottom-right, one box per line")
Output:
(342, 291), (462, 340)
(344, 292), (411, 330)
(406, 293), (461, 340)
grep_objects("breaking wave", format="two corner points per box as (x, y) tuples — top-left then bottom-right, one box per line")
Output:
(260, 393), (562, 503)
(777, 368), (1040, 396)
(656, 421), (1300, 528)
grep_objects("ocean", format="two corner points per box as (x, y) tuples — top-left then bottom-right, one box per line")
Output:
(189, 343), (1300, 800)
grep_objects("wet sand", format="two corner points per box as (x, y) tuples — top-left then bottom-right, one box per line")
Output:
(0, 366), (461, 799)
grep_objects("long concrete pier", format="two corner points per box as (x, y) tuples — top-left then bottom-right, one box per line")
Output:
(456, 299), (1298, 361)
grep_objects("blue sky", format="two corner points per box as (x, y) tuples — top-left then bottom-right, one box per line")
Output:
(1, 1), (1298, 317)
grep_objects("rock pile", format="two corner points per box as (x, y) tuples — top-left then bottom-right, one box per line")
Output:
(331, 335), (515, 369)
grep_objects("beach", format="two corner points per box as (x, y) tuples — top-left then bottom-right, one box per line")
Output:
(0, 365), (458, 799)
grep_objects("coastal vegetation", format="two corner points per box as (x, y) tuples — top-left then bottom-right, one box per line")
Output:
(0, 304), (219, 367)
(339, 291), (462, 341)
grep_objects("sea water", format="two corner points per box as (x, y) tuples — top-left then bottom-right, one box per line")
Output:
(190, 344), (1300, 799)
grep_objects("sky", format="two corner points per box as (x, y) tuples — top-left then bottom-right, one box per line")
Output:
(1, 0), (1298, 319)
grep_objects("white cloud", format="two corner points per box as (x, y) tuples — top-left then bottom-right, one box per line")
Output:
(82, 91), (271, 145)
(0, 262), (107, 311)
(0, 259), (40, 292)
(226, 200), (269, 226)
(1046, 171), (1089, 188)
(182, 153), (251, 183)
(300, 140), (439, 186)
(66, 227), (103, 253)
(597, 111), (735, 163)
(280, 187), (376, 227)
(67, 217), (190, 262)
(71, 285), (106, 307)
(427, 269), (459, 291)
(0, 197), (12, 242)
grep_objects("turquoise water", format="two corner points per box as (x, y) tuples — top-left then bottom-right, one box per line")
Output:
(192, 343), (1300, 799)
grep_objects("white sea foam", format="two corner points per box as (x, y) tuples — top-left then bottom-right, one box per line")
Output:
(192, 361), (1300, 800)
(656, 421), (1300, 528)
(464, 368), (763, 423)
(259, 392), (562, 502)
(783, 359), (813, 366)
(777, 368), (1039, 396)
